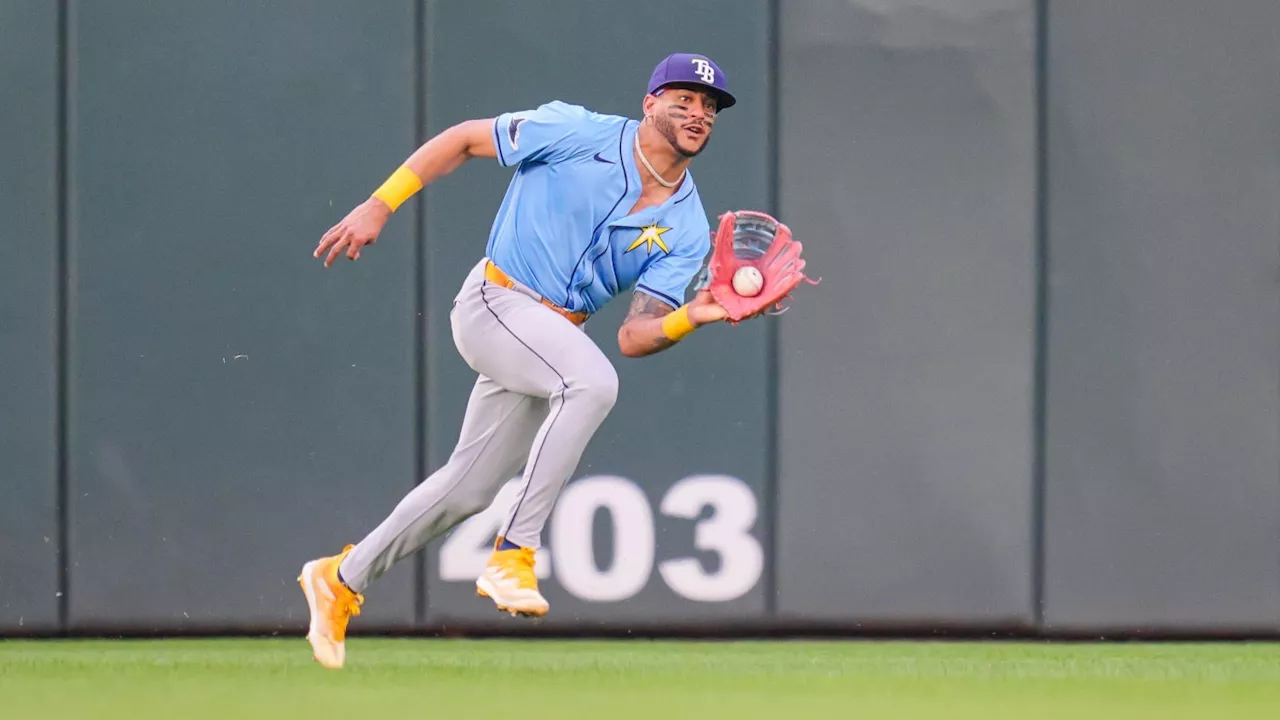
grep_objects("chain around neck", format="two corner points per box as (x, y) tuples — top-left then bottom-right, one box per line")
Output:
(634, 132), (685, 189)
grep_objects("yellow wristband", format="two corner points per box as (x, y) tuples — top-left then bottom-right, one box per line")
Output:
(661, 305), (696, 342)
(371, 165), (423, 212)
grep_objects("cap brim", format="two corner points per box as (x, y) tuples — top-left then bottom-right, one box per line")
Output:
(654, 81), (737, 110)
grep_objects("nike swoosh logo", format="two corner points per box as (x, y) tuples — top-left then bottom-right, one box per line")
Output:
(593, 152), (614, 164)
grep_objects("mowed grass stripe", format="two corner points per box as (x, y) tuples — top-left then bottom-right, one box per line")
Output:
(2, 639), (1279, 719)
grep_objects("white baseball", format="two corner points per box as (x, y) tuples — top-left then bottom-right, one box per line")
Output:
(732, 266), (764, 297)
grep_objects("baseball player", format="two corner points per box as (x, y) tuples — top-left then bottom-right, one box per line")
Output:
(299, 53), (736, 669)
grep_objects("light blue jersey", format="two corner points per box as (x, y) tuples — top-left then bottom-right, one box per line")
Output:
(486, 101), (711, 314)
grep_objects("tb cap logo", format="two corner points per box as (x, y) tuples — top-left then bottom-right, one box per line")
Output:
(691, 58), (715, 84)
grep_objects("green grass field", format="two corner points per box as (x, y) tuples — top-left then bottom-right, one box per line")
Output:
(3, 637), (1279, 719)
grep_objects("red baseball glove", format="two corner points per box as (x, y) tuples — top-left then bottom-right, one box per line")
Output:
(704, 210), (819, 324)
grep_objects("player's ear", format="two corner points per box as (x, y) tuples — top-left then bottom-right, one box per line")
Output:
(642, 93), (657, 120)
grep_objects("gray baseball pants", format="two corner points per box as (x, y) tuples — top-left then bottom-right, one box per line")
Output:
(337, 257), (619, 593)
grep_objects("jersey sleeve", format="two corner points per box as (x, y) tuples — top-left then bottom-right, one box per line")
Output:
(634, 221), (712, 309)
(492, 101), (589, 168)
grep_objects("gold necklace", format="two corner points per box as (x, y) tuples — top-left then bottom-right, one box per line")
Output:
(634, 133), (684, 189)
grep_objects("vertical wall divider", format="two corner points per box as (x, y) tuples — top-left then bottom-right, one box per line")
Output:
(55, 0), (72, 634)
(1031, 0), (1051, 629)
(762, 0), (782, 618)
(412, 0), (430, 627)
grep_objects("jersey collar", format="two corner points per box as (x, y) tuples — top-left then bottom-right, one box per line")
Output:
(610, 120), (697, 229)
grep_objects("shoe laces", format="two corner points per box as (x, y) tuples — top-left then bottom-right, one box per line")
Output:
(327, 581), (363, 643)
(339, 591), (363, 618)
(498, 547), (538, 589)
(331, 546), (365, 619)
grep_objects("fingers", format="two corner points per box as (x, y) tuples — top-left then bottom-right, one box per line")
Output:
(324, 235), (349, 268)
(316, 226), (374, 268)
(315, 224), (342, 260)
(317, 206), (387, 267)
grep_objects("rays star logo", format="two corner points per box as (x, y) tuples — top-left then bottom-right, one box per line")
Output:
(626, 224), (672, 254)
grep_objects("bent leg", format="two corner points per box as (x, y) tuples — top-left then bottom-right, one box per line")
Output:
(457, 280), (620, 550)
(337, 375), (547, 593)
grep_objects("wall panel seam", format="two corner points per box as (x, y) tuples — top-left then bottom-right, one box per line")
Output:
(763, 0), (781, 619)
(413, 0), (429, 627)
(1031, 0), (1050, 629)
(55, 0), (71, 634)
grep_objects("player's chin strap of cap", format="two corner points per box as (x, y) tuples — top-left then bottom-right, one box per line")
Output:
(484, 260), (591, 326)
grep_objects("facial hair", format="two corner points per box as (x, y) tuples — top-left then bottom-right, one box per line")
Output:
(651, 107), (710, 158)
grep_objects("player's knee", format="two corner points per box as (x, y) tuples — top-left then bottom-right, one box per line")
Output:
(579, 366), (619, 414)
(447, 487), (494, 520)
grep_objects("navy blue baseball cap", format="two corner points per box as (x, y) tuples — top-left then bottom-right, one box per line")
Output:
(647, 53), (736, 110)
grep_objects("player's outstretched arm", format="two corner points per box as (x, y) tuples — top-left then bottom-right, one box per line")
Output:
(314, 119), (497, 268)
(617, 289), (726, 358)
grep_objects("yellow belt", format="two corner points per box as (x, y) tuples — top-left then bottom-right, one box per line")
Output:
(484, 260), (590, 326)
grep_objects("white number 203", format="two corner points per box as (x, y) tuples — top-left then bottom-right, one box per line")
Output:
(438, 474), (763, 603)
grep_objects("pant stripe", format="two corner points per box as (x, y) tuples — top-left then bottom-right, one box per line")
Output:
(480, 280), (569, 542)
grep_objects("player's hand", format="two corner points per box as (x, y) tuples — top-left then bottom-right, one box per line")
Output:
(687, 288), (728, 326)
(314, 198), (392, 268)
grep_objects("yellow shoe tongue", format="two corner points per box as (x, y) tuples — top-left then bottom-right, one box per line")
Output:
(512, 549), (538, 587)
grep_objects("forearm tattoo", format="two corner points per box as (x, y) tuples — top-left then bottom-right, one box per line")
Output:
(623, 291), (677, 354)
